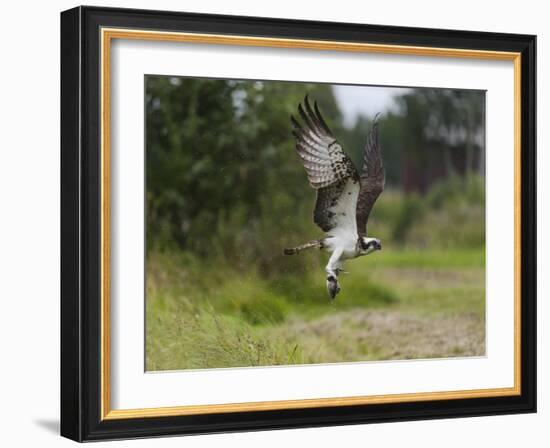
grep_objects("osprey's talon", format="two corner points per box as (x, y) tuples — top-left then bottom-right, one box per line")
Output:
(326, 275), (341, 300)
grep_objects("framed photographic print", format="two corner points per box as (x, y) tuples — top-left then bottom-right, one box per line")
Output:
(60, 6), (536, 442)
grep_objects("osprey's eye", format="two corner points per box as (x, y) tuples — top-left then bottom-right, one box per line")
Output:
(361, 240), (370, 250)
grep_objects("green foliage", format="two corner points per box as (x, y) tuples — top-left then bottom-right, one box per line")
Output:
(407, 174), (485, 249)
(146, 77), (339, 258)
(146, 76), (486, 260)
(364, 174), (487, 248)
(391, 193), (426, 243)
(427, 174), (485, 209)
(408, 205), (483, 249)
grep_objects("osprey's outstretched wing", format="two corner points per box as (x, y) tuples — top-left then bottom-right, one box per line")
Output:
(291, 96), (360, 237)
(356, 114), (385, 237)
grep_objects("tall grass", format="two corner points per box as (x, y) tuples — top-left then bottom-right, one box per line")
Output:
(146, 247), (485, 370)
(146, 176), (486, 370)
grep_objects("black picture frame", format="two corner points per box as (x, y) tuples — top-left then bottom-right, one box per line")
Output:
(61, 5), (536, 442)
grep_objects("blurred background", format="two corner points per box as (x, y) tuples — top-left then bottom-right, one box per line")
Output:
(145, 76), (486, 371)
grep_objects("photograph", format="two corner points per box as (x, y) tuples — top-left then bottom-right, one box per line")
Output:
(58, 5), (537, 442)
(144, 76), (487, 371)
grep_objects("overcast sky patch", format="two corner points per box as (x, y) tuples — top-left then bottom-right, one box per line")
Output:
(332, 85), (411, 127)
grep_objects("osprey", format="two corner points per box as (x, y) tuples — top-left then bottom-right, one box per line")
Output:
(284, 96), (385, 299)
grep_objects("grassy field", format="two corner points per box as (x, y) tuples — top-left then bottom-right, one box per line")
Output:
(145, 247), (485, 371)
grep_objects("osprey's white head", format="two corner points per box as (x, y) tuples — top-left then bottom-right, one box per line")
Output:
(358, 237), (382, 256)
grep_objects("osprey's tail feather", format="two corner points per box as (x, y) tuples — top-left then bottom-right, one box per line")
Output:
(283, 240), (321, 255)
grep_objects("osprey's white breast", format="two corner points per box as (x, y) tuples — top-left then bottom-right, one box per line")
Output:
(323, 235), (359, 260)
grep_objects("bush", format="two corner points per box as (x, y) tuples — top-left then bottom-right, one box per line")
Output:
(384, 174), (485, 249)
(391, 193), (426, 243)
(427, 174), (485, 210)
(407, 203), (484, 249)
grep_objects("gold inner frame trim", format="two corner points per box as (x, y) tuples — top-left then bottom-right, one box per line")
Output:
(100, 27), (522, 421)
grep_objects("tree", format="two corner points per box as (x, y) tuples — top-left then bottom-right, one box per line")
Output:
(145, 76), (341, 256)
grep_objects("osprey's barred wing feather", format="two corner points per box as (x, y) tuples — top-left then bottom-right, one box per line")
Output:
(291, 96), (360, 236)
(356, 114), (385, 237)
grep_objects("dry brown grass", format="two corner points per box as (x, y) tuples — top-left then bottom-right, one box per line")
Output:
(273, 309), (485, 364)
